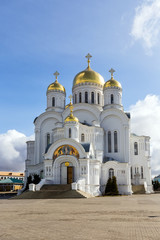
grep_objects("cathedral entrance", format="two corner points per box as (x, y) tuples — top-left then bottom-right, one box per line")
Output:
(60, 163), (74, 184)
(67, 166), (73, 184)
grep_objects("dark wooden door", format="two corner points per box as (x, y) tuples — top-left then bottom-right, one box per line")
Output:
(67, 167), (73, 184)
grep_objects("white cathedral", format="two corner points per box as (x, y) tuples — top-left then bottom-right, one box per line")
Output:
(25, 54), (152, 196)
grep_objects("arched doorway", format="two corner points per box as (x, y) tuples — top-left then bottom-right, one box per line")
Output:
(53, 155), (79, 184)
(44, 140), (87, 184)
(61, 162), (74, 184)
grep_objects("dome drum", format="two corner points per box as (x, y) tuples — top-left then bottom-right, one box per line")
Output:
(104, 85), (122, 91)
(72, 80), (104, 90)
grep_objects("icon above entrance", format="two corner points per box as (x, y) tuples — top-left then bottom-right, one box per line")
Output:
(53, 145), (79, 160)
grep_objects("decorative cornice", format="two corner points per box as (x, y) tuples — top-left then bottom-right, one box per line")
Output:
(72, 81), (103, 90)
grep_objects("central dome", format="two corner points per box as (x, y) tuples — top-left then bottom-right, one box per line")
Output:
(73, 66), (105, 87)
(73, 53), (105, 88)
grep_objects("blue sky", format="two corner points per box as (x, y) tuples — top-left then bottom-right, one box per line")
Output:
(0, 0), (160, 174)
(0, 0), (160, 135)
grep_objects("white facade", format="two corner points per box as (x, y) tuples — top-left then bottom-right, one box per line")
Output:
(25, 57), (152, 196)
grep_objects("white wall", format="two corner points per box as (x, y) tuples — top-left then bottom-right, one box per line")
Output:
(130, 134), (152, 186)
(47, 91), (65, 111)
(104, 88), (122, 109)
(101, 114), (129, 163)
(26, 141), (35, 165)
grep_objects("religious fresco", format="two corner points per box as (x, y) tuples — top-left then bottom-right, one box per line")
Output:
(53, 145), (79, 160)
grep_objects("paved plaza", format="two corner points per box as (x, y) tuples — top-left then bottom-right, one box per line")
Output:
(0, 194), (160, 240)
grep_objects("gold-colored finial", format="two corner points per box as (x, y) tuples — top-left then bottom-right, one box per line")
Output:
(109, 68), (115, 80)
(85, 53), (92, 68)
(69, 94), (72, 104)
(53, 71), (59, 82)
(65, 94), (78, 123)
(68, 95), (73, 114)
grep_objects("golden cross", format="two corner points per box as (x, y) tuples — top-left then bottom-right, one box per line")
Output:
(53, 71), (59, 82)
(69, 95), (72, 104)
(85, 53), (92, 68)
(109, 68), (115, 79)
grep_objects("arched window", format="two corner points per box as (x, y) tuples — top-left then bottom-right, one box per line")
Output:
(114, 131), (118, 152)
(134, 142), (138, 155)
(52, 97), (55, 107)
(47, 133), (50, 146)
(108, 131), (111, 153)
(91, 92), (94, 104)
(109, 168), (114, 179)
(79, 92), (82, 103)
(69, 128), (71, 138)
(97, 93), (100, 104)
(111, 94), (114, 104)
(131, 167), (133, 179)
(141, 166), (143, 179)
(75, 94), (77, 104)
(85, 92), (88, 103)
(81, 133), (85, 142)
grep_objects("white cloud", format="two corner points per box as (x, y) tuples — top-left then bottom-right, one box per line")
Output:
(131, 0), (160, 53)
(0, 130), (34, 172)
(129, 94), (160, 176)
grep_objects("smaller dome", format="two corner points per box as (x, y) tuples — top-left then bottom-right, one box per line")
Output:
(48, 82), (65, 92)
(104, 79), (122, 89)
(65, 114), (79, 123)
(104, 68), (122, 89)
(47, 71), (65, 93)
(65, 101), (78, 123)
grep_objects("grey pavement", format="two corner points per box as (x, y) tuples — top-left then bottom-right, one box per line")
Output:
(0, 194), (160, 240)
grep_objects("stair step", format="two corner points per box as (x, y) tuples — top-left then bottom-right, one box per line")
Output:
(41, 184), (71, 191)
(132, 185), (145, 194)
(13, 190), (87, 199)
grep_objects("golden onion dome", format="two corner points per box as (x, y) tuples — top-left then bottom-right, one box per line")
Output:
(65, 97), (79, 123)
(104, 68), (122, 89)
(47, 71), (65, 93)
(73, 53), (105, 87)
(104, 79), (122, 89)
(65, 114), (79, 123)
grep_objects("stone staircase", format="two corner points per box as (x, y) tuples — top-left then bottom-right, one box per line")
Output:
(13, 184), (92, 199)
(41, 184), (71, 191)
(132, 184), (145, 194)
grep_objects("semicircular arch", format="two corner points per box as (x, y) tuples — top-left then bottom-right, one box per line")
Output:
(34, 111), (62, 128)
(44, 138), (87, 160)
(100, 108), (129, 125)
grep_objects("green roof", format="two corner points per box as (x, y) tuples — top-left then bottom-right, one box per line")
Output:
(0, 178), (24, 184)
